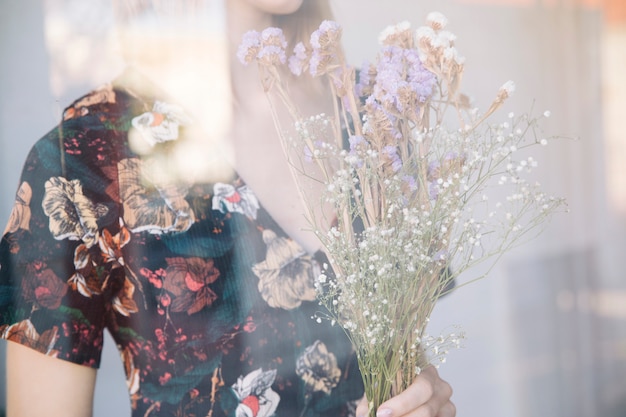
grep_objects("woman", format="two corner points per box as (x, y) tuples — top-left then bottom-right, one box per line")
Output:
(1, 1), (455, 416)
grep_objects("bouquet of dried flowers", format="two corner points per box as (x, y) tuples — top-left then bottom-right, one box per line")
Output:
(239, 12), (566, 415)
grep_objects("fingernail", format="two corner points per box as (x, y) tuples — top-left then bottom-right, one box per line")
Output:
(376, 409), (393, 417)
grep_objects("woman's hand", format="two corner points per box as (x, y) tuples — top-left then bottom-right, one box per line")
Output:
(355, 366), (455, 417)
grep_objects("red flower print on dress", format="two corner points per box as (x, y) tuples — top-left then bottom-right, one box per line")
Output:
(212, 183), (259, 220)
(232, 368), (280, 417)
(22, 262), (68, 310)
(162, 257), (220, 315)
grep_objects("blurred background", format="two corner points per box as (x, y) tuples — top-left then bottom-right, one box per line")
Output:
(0, 0), (625, 416)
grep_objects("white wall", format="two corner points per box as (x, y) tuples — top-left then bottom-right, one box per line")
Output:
(1, 1), (625, 416)
(331, 2), (626, 416)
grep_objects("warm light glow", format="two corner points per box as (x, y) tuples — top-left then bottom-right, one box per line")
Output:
(44, 0), (235, 183)
(602, 25), (626, 214)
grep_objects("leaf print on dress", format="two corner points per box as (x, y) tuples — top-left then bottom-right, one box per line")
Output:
(42, 177), (106, 248)
(296, 340), (341, 396)
(68, 244), (102, 298)
(212, 183), (260, 220)
(4, 181), (32, 235)
(112, 276), (139, 316)
(118, 158), (195, 234)
(162, 257), (220, 315)
(68, 219), (132, 298)
(0, 319), (59, 356)
(231, 368), (280, 417)
(121, 346), (140, 399)
(99, 219), (131, 266)
(131, 101), (191, 147)
(253, 229), (317, 310)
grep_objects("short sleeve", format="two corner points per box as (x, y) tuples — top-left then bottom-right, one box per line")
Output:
(0, 114), (121, 367)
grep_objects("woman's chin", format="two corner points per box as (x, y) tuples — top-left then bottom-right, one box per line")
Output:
(246, 0), (304, 15)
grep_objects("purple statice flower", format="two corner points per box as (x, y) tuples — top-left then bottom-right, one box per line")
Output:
(303, 144), (314, 163)
(372, 45), (436, 115)
(363, 95), (398, 137)
(431, 249), (448, 262)
(256, 27), (287, 65)
(429, 181), (440, 200)
(310, 20), (342, 51)
(347, 135), (366, 168)
(303, 140), (325, 163)
(237, 30), (262, 65)
(309, 50), (325, 76)
(237, 27), (287, 67)
(260, 27), (287, 48)
(444, 151), (460, 161)
(257, 45), (287, 65)
(373, 46), (408, 112)
(349, 135), (366, 152)
(428, 160), (440, 179)
(382, 145), (402, 172)
(289, 42), (309, 76)
(356, 60), (375, 97)
(308, 20), (341, 76)
(404, 48), (436, 103)
(402, 175), (418, 192)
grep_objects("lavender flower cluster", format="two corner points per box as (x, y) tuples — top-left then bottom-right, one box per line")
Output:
(237, 27), (288, 67)
(237, 20), (342, 77)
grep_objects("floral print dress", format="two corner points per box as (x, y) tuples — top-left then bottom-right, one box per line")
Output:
(0, 69), (364, 417)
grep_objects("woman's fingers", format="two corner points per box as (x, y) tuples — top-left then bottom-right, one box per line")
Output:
(356, 395), (369, 417)
(373, 366), (455, 417)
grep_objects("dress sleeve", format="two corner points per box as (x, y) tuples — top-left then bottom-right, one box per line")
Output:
(0, 118), (117, 368)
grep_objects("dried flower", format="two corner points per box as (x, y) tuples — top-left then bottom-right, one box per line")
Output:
(288, 42), (309, 76)
(239, 14), (566, 416)
(237, 27), (287, 67)
(499, 80), (516, 98)
(427, 11), (449, 30)
(379, 21), (414, 48)
(237, 30), (262, 65)
(310, 20), (342, 52)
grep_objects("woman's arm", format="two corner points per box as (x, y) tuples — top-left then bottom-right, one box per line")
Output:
(6, 342), (97, 417)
